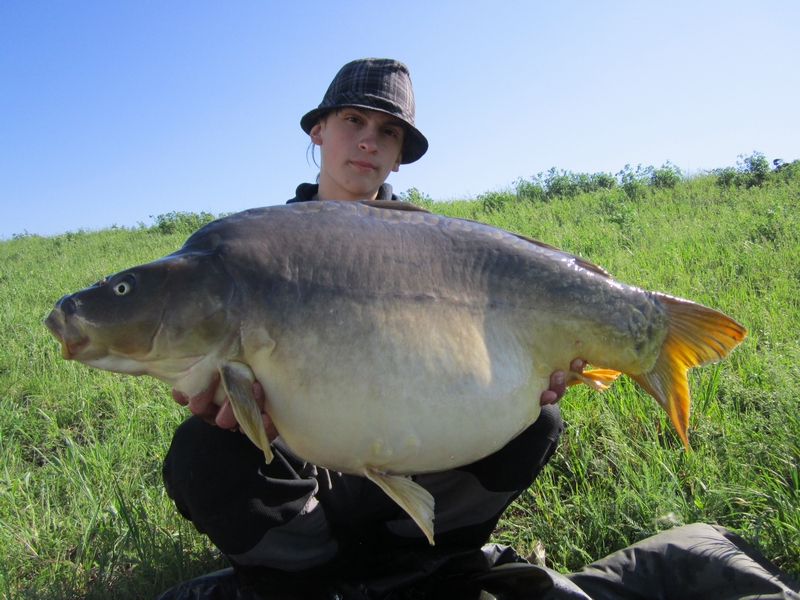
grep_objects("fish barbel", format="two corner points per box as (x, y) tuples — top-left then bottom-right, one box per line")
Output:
(44, 200), (746, 544)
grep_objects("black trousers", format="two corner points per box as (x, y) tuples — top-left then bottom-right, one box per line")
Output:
(163, 405), (562, 576)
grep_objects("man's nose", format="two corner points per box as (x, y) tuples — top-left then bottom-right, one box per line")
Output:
(358, 126), (379, 152)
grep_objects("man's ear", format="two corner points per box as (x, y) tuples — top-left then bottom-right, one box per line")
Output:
(309, 121), (324, 146)
(392, 153), (402, 173)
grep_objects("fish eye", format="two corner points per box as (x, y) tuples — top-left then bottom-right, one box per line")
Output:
(112, 275), (136, 296)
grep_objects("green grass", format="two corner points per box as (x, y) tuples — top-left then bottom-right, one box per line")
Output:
(1, 166), (799, 597)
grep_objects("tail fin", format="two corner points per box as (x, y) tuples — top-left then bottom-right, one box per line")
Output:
(631, 293), (747, 450)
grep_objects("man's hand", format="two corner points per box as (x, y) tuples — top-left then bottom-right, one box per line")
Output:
(540, 358), (586, 406)
(171, 375), (278, 442)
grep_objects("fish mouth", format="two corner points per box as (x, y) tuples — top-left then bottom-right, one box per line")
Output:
(48, 329), (91, 361)
(62, 337), (90, 360)
(52, 336), (91, 360)
(44, 308), (90, 360)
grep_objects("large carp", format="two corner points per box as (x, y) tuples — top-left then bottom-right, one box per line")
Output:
(44, 200), (746, 544)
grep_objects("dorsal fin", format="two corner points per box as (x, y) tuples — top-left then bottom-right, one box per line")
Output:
(449, 215), (613, 278)
(358, 200), (611, 278)
(507, 231), (612, 278)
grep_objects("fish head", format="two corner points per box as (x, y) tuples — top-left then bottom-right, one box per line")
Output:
(44, 251), (236, 381)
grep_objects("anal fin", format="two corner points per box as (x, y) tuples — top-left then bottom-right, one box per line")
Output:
(220, 362), (273, 464)
(364, 468), (435, 545)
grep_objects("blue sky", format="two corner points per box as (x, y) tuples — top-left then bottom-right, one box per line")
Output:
(2, 1), (798, 239)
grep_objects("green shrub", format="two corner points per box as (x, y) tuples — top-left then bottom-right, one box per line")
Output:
(713, 151), (773, 189)
(650, 161), (682, 189)
(770, 159), (800, 184)
(398, 188), (433, 208)
(576, 171), (617, 193)
(616, 164), (651, 200)
(513, 170), (617, 203)
(514, 177), (546, 202)
(713, 166), (738, 187)
(479, 190), (517, 213)
(151, 211), (219, 235)
(542, 168), (582, 200)
(738, 151), (770, 187)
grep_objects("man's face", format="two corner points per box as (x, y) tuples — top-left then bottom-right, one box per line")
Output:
(310, 107), (405, 201)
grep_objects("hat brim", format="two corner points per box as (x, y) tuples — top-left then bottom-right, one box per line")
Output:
(300, 105), (428, 165)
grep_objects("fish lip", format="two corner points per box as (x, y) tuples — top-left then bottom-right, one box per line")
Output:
(44, 309), (89, 360)
(64, 337), (90, 359)
(52, 332), (90, 360)
(44, 309), (66, 336)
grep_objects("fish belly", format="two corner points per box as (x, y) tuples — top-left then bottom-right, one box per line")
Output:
(247, 308), (549, 476)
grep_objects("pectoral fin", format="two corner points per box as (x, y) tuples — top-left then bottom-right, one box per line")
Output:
(364, 468), (436, 545)
(220, 361), (273, 464)
(566, 366), (622, 391)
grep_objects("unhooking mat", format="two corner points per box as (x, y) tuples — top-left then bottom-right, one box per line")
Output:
(154, 523), (800, 600)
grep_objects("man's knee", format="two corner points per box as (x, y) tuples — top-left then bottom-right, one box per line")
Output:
(162, 417), (321, 556)
(162, 417), (266, 522)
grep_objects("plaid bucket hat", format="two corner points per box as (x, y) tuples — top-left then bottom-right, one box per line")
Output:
(300, 58), (428, 164)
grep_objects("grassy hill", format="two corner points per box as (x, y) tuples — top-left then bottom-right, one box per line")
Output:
(1, 156), (798, 597)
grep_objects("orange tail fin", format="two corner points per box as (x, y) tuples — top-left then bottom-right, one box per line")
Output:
(630, 293), (746, 450)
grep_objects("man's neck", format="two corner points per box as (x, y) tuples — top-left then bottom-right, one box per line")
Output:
(316, 184), (380, 202)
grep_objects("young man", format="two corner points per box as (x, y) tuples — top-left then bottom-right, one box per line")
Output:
(162, 58), (572, 596)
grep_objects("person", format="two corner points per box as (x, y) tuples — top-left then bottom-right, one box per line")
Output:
(160, 58), (575, 597)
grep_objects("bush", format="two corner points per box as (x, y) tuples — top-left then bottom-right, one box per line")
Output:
(514, 178), (546, 202)
(487, 153), (792, 211)
(512, 170), (617, 203)
(713, 166), (738, 187)
(771, 159), (800, 184)
(542, 168), (581, 200)
(617, 164), (651, 200)
(738, 151), (770, 188)
(479, 190), (516, 213)
(713, 151), (773, 189)
(650, 161), (682, 189)
(398, 188), (433, 208)
(576, 172), (617, 193)
(151, 211), (218, 235)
